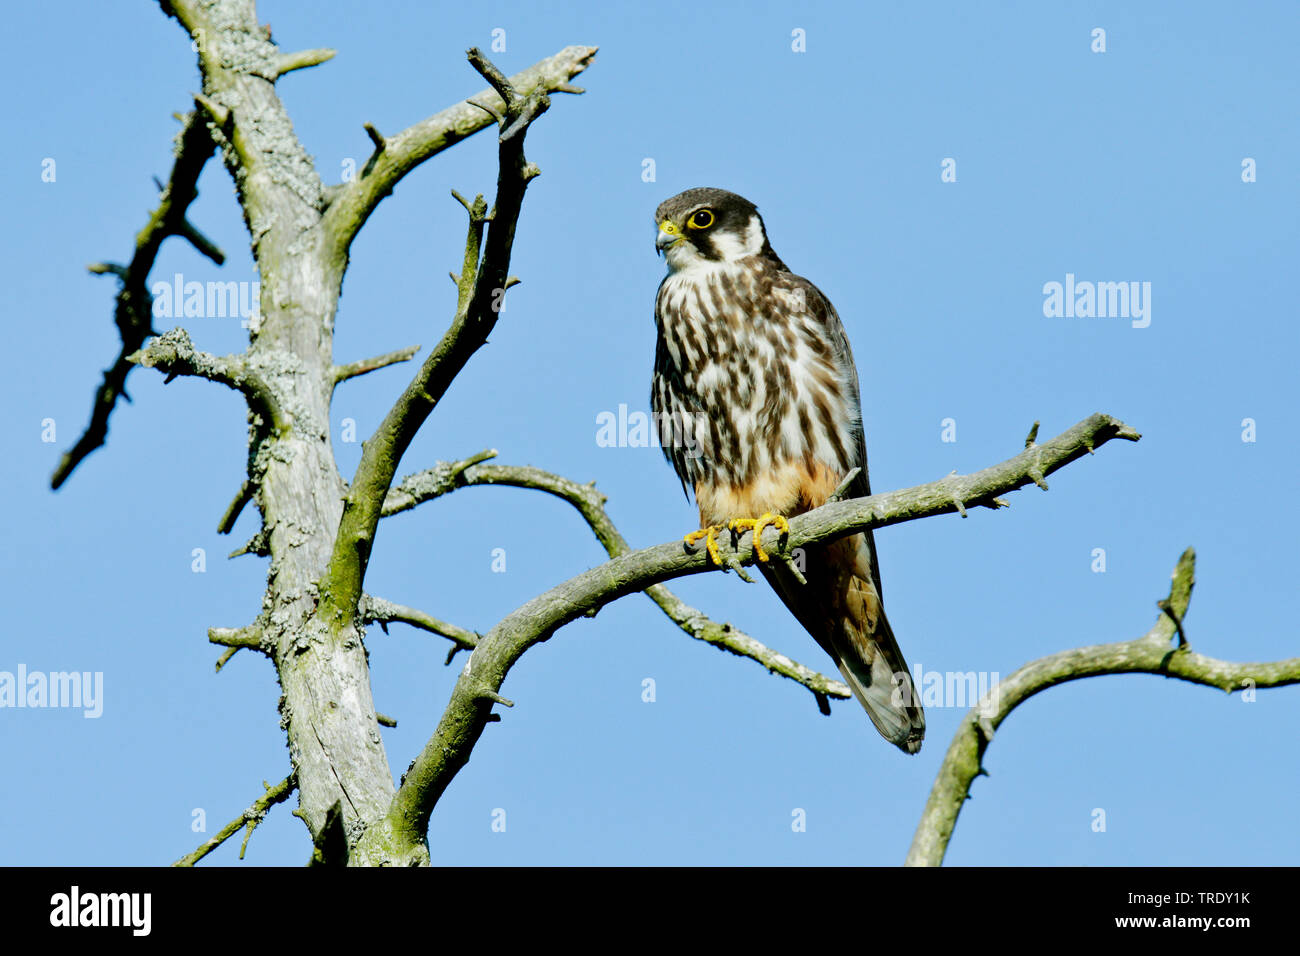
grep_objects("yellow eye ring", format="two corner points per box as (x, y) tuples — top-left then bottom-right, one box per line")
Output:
(687, 209), (714, 230)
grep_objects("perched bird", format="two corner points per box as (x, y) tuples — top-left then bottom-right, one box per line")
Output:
(650, 187), (924, 754)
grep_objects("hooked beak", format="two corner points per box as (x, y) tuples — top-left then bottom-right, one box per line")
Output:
(656, 220), (682, 254)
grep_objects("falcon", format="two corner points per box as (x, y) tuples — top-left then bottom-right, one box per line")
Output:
(650, 187), (925, 754)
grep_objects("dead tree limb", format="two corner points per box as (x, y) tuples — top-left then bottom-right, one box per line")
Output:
(904, 548), (1300, 867)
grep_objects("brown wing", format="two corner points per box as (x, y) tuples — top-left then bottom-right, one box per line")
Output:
(760, 271), (924, 752)
(651, 277), (706, 502)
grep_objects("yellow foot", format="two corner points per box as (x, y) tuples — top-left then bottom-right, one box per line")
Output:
(684, 525), (726, 566)
(727, 512), (790, 562)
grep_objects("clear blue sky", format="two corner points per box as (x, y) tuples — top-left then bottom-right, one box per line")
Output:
(1, 0), (1296, 865)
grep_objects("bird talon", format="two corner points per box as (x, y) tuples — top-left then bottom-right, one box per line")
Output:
(684, 525), (726, 566)
(727, 512), (790, 562)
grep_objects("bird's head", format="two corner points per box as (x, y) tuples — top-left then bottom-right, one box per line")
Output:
(654, 187), (778, 272)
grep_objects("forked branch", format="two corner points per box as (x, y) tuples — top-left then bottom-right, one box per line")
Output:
(904, 548), (1300, 866)
(172, 775), (296, 866)
(322, 44), (596, 263)
(51, 110), (219, 489)
(383, 454), (852, 705)
(321, 49), (556, 625)
(377, 413), (1142, 849)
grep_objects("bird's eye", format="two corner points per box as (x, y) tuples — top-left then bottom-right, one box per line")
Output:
(688, 209), (715, 230)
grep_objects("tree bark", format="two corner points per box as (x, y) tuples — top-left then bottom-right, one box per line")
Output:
(149, 0), (595, 865)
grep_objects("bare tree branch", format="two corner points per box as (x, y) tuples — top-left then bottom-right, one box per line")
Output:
(209, 623), (264, 649)
(273, 47), (337, 77)
(361, 594), (480, 653)
(50, 110), (218, 489)
(209, 621), (265, 673)
(217, 479), (253, 534)
(321, 44), (596, 263)
(381, 448), (500, 513)
(68, 3), (602, 868)
(332, 344), (422, 387)
(172, 775), (296, 866)
(904, 548), (1300, 867)
(320, 48), (553, 626)
(384, 455), (852, 706)
(128, 327), (289, 433)
(376, 413), (1142, 849)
